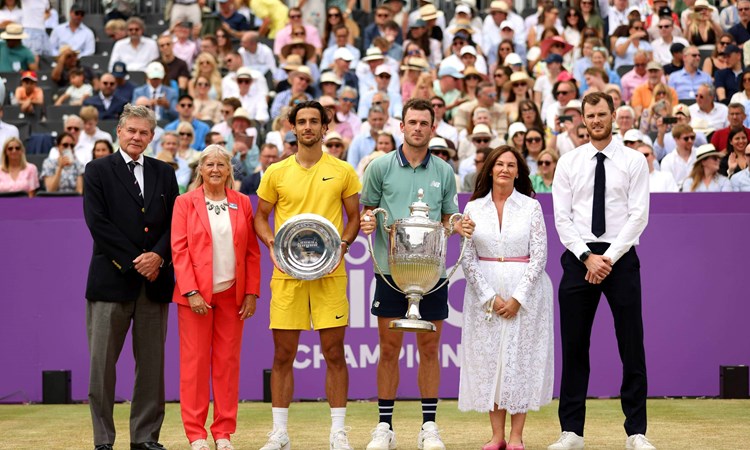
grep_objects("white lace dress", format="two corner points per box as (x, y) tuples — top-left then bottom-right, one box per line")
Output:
(458, 190), (554, 414)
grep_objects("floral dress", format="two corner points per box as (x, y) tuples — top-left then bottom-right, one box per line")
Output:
(458, 189), (554, 413)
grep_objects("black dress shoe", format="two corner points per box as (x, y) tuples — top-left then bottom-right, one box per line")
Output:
(130, 443), (167, 450)
(94, 445), (113, 450)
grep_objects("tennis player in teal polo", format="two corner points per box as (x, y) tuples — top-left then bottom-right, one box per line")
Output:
(359, 98), (475, 450)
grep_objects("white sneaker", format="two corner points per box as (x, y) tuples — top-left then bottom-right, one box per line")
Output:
(548, 431), (585, 450)
(417, 421), (445, 450)
(259, 428), (291, 450)
(215, 438), (234, 450)
(190, 439), (210, 450)
(626, 434), (656, 450)
(366, 422), (397, 450)
(330, 427), (353, 450)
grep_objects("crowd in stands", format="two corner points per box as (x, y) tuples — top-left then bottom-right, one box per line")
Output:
(2, 0), (750, 198)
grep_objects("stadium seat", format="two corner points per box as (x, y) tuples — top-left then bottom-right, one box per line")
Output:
(31, 121), (65, 138)
(25, 152), (48, 172)
(616, 64), (633, 77)
(79, 55), (110, 72)
(95, 40), (115, 56)
(128, 71), (147, 86)
(0, 190), (28, 197)
(47, 104), (85, 119)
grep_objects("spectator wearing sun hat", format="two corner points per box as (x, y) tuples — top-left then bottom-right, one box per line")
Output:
(680, 143), (733, 192)
(270, 66), (314, 120)
(0, 23), (36, 72)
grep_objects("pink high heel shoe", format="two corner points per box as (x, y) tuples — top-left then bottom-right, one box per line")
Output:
(481, 440), (507, 450)
(506, 443), (525, 450)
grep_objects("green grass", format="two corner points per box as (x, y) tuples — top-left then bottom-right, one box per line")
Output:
(0, 399), (748, 449)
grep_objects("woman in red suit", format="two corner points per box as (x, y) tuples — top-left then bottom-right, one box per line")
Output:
(171, 144), (261, 450)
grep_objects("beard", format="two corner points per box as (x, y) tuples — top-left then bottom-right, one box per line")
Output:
(403, 131), (430, 149)
(587, 119), (613, 141)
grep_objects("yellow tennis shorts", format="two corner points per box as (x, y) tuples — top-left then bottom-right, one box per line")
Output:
(269, 276), (349, 330)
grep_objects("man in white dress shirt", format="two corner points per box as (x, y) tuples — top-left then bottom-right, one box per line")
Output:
(238, 31), (277, 77)
(108, 17), (159, 72)
(637, 143), (678, 192)
(660, 123), (697, 187)
(550, 92), (656, 450)
(688, 84), (729, 131)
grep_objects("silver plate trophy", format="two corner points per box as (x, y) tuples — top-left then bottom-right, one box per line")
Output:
(274, 213), (342, 280)
(368, 189), (467, 332)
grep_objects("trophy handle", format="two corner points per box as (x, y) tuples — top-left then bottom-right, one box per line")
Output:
(425, 213), (468, 295)
(365, 207), (404, 294)
(371, 207), (391, 233)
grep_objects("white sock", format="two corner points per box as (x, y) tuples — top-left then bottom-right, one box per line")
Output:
(272, 407), (289, 432)
(331, 407), (347, 432)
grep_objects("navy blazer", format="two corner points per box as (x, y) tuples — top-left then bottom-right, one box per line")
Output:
(83, 151), (180, 303)
(239, 171), (261, 196)
(82, 93), (129, 121)
(131, 84), (178, 122)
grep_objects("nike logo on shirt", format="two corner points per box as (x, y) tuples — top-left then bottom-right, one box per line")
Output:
(322, 177), (334, 181)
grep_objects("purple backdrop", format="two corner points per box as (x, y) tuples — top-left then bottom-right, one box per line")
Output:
(1, 194), (749, 404)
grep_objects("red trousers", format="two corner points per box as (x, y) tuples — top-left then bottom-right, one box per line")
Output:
(178, 286), (245, 442)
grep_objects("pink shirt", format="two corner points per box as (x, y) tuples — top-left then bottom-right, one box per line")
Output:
(273, 25), (321, 55)
(620, 70), (649, 103)
(0, 164), (39, 193)
(173, 39), (198, 69)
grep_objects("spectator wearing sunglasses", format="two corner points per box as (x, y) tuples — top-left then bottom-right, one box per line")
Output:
(41, 132), (85, 194)
(681, 143), (733, 192)
(730, 142), (750, 191)
(636, 143), (678, 193)
(49, 2), (95, 57)
(613, 19), (653, 71)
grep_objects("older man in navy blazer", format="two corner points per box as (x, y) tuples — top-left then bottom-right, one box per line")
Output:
(83, 104), (179, 450)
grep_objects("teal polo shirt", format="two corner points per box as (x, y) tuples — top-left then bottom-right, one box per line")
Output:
(0, 41), (35, 72)
(361, 147), (459, 275)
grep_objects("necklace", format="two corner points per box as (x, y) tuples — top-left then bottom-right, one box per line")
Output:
(205, 198), (229, 215)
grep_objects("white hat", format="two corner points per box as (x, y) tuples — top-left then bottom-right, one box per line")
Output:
(694, 0), (711, 9)
(320, 71), (342, 85)
(455, 4), (471, 15)
(374, 64), (391, 76)
(695, 143), (722, 162)
(236, 67), (256, 79)
(146, 62), (165, 79)
(428, 137), (457, 158)
(470, 124), (493, 139)
(623, 129), (643, 143)
(489, 1), (509, 13)
(504, 53), (523, 66)
(561, 99), (582, 114)
(500, 20), (513, 30)
(508, 122), (527, 141)
(460, 45), (477, 57)
(333, 47), (354, 62)
(362, 47), (385, 62)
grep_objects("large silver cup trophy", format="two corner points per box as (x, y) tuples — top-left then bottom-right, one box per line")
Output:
(368, 189), (467, 332)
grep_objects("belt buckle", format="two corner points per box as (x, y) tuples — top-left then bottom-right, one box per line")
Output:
(500, 256), (504, 262)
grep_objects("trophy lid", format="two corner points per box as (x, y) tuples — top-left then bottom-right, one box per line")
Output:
(409, 189), (430, 218)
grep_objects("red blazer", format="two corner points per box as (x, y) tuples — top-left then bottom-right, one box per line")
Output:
(171, 186), (261, 306)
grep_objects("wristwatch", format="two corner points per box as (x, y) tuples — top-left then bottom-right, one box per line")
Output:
(341, 239), (351, 254)
(185, 290), (199, 297)
(579, 250), (592, 263)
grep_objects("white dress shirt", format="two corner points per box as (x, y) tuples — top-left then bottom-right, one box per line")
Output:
(689, 102), (729, 131)
(552, 139), (650, 264)
(119, 149), (145, 197)
(109, 37), (159, 72)
(649, 169), (679, 192)
(239, 43), (277, 74)
(660, 147), (696, 186)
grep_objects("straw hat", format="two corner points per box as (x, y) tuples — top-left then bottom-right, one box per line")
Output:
(428, 137), (456, 158)
(503, 71), (534, 91)
(695, 143), (722, 162)
(0, 23), (29, 40)
(400, 57), (429, 71)
(281, 38), (316, 61)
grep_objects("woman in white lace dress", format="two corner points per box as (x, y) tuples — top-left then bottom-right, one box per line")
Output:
(459, 146), (554, 450)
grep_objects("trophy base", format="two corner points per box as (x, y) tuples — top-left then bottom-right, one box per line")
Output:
(389, 319), (436, 333)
